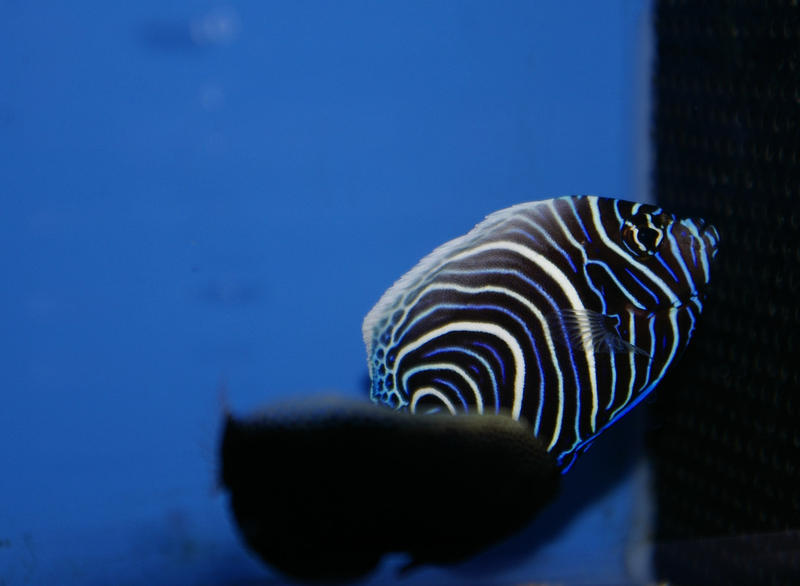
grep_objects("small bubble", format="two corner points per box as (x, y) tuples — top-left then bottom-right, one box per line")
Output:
(199, 84), (225, 111)
(190, 6), (240, 46)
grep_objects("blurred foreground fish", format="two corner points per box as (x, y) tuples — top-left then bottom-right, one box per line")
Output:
(220, 196), (719, 581)
(221, 398), (558, 581)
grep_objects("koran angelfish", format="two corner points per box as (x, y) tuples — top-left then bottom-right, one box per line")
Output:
(363, 195), (719, 472)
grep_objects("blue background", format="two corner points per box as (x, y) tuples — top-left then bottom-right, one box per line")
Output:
(1, 1), (651, 584)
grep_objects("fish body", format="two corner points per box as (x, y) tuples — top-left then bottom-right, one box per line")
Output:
(363, 195), (719, 472)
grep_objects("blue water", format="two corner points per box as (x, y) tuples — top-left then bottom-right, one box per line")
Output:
(1, 2), (650, 584)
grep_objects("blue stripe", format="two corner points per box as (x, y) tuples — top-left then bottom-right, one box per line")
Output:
(508, 226), (578, 274)
(424, 345), (500, 412)
(435, 267), (584, 370)
(472, 341), (506, 385)
(507, 227), (541, 248)
(395, 300), (545, 427)
(623, 267), (661, 306)
(587, 259), (647, 310)
(432, 377), (469, 411)
(655, 251), (681, 284)
(433, 266), (585, 435)
(567, 197), (593, 243)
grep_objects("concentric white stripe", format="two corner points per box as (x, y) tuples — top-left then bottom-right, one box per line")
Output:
(394, 321), (527, 419)
(402, 362), (484, 414)
(444, 240), (598, 448)
(423, 345), (500, 412)
(400, 281), (562, 433)
(410, 387), (457, 414)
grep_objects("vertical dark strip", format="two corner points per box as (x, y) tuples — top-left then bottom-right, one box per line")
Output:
(651, 1), (800, 584)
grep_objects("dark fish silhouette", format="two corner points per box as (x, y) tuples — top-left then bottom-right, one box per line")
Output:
(221, 398), (558, 581)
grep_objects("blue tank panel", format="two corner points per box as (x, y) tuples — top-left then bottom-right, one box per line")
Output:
(0, 1), (653, 584)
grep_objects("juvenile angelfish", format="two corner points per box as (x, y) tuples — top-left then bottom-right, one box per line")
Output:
(362, 195), (719, 472)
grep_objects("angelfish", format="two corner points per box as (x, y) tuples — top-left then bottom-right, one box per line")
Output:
(220, 195), (720, 581)
(363, 195), (720, 472)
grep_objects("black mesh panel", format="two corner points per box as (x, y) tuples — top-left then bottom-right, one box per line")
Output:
(651, 1), (800, 584)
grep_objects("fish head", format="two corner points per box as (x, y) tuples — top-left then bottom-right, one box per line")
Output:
(589, 198), (720, 315)
(666, 214), (720, 297)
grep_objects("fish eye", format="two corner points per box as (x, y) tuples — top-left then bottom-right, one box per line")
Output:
(637, 226), (660, 250)
(654, 212), (673, 227)
(621, 210), (665, 257)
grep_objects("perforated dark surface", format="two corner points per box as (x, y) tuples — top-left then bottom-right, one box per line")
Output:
(651, 1), (800, 583)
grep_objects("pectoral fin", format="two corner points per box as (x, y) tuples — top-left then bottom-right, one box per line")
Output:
(556, 308), (649, 357)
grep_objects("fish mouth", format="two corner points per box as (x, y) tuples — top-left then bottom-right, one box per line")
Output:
(688, 217), (720, 261)
(701, 223), (720, 260)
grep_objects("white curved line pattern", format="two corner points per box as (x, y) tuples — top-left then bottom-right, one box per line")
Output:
(402, 362), (484, 414)
(443, 239), (599, 448)
(410, 387), (457, 414)
(394, 321), (527, 418)
(403, 281), (563, 434)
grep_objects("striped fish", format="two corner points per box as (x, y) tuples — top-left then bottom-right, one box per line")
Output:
(362, 195), (719, 472)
